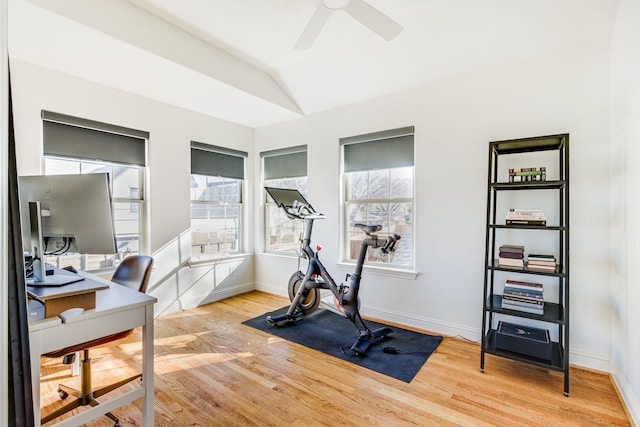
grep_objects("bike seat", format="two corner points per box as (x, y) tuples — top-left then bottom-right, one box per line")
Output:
(354, 223), (382, 235)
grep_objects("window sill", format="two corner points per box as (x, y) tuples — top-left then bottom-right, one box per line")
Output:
(336, 262), (419, 280)
(257, 252), (301, 261)
(188, 252), (252, 267)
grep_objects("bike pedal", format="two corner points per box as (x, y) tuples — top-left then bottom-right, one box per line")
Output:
(350, 336), (372, 356)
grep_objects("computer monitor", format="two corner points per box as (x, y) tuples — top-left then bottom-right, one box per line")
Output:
(19, 173), (117, 285)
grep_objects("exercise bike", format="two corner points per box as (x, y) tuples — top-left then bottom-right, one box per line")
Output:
(264, 187), (401, 355)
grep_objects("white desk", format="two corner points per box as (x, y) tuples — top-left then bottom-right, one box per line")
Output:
(28, 270), (157, 426)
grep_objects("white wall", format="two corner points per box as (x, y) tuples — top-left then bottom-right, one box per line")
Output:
(610, 0), (640, 423)
(10, 59), (256, 316)
(255, 46), (613, 372)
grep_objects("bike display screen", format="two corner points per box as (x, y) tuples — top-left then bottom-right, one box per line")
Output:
(265, 187), (311, 209)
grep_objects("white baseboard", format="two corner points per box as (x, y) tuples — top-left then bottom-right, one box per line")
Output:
(366, 303), (615, 373)
(154, 282), (255, 317)
(361, 304), (482, 342)
(254, 282), (288, 298)
(569, 348), (611, 373)
(611, 371), (640, 426)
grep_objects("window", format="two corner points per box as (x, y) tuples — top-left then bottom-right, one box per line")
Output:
(41, 111), (148, 272)
(341, 127), (414, 268)
(261, 145), (308, 254)
(191, 142), (247, 257)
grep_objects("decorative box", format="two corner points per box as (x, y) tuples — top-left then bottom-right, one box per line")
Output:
(495, 321), (552, 361)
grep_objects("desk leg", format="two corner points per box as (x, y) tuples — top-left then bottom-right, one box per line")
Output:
(142, 304), (154, 426)
(29, 332), (42, 424)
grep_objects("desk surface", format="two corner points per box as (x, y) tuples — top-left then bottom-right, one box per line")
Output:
(27, 269), (109, 301)
(28, 270), (154, 327)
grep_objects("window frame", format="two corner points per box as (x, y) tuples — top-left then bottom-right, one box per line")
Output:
(261, 145), (308, 256)
(40, 112), (148, 272)
(190, 142), (247, 259)
(340, 127), (415, 270)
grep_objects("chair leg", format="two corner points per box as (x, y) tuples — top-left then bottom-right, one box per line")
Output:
(40, 396), (82, 425)
(92, 373), (142, 399)
(57, 383), (79, 400)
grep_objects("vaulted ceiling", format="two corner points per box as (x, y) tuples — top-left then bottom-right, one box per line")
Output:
(8, 0), (619, 128)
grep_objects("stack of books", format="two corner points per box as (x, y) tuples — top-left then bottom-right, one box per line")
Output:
(506, 208), (547, 226)
(527, 254), (557, 272)
(508, 167), (546, 182)
(502, 279), (544, 315)
(498, 244), (524, 269)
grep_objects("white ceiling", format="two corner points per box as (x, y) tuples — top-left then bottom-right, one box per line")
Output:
(8, 0), (619, 128)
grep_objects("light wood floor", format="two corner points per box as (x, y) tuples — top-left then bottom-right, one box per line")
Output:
(39, 291), (631, 426)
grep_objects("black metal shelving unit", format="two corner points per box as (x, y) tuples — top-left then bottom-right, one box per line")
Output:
(480, 134), (570, 396)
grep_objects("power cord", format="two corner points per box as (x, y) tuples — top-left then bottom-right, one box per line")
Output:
(339, 344), (438, 356)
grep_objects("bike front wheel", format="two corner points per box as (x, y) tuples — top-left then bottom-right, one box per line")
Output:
(288, 271), (320, 314)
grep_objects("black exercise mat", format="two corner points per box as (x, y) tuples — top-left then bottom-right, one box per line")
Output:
(243, 307), (443, 383)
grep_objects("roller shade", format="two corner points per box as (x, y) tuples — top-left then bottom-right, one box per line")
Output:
(261, 145), (307, 179)
(191, 141), (247, 180)
(42, 110), (148, 166)
(341, 126), (414, 173)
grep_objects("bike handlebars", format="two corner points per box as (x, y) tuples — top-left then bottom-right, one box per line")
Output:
(285, 200), (326, 220)
(381, 233), (401, 254)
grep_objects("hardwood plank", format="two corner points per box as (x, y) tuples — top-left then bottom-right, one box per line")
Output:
(39, 291), (631, 426)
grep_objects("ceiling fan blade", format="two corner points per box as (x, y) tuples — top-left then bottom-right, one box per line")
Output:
(343, 0), (403, 41)
(295, 4), (333, 50)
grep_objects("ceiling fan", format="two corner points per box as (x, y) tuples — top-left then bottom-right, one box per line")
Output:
(295, 0), (403, 50)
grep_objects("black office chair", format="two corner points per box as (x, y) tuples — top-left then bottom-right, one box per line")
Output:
(41, 255), (154, 427)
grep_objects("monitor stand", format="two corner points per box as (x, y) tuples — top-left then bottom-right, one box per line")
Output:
(26, 201), (84, 287)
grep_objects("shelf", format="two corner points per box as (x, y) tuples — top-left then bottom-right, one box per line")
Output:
(489, 224), (567, 231)
(491, 180), (566, 191)
(482, 133), (569, 395)
(486, 295), (565, 324)
(488, 260), (566, 277)
(483, 329), (565, 371)
(490, 134), (567, 155)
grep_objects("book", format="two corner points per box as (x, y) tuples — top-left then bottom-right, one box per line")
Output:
(527, 254), (556, 262)
(498, 258), (524, 268)
(505, 207), (547, 226)
(498, 252), (524, 259)
(505, 279), (543, 289)
(509, 167), (546, 173)
(499, 244), (525, 252)
(506, 219), (547, 226)
(507, 208), (546, 214)
(501, 302), (544, 315)
(503, 288), (544, 300)
(527, 260), (556, 267)
(514, 170), (543, 176)
(527, 259), (556, 266)
(502, 294), (544, 305)
(527, 264), (557, 272)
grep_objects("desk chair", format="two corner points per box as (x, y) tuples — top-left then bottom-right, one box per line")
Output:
(41, 255), (154, 427)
